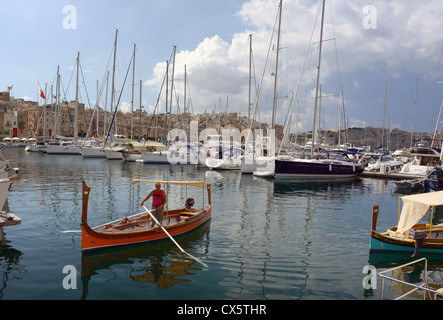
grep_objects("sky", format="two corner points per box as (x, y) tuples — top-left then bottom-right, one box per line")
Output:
(2, 0), (443, 135)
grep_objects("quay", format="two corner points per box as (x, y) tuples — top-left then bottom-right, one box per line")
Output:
(359, 171), (425, 180)
(0, 211), (21, 241)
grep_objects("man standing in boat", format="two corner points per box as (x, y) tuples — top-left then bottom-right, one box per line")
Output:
(140, 182), (167, 227)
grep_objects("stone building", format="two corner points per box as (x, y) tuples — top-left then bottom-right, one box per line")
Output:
(0, 89), (441, 150)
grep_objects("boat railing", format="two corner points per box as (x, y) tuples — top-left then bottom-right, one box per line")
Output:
(378, 258), (443, 300)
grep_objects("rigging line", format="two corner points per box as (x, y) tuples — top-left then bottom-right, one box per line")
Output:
(431, 41), (443, 130)
(245, 1), (280, 144)
(278, 1), (321, 155)
(59, 77), (66, 102)
(104, 54), (134, 146)
(327, 0), (342, 89)
(97, 42), (117, 106)
(79, 60), (100, 138)
(184, 77), (195, 116)
(80, 57), (111, 137)
(85, 66), (109, 137)
(146, 68), (167, 137)
(79, 62), (92, 110)
(64, 58), (76, 101)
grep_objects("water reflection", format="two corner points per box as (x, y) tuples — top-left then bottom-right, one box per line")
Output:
(0, 242), (24, 299)
(8, 147), (442, 300)
(273, 178), (364, 196)
(80, 223), (210, 300)
(368, 253), (443, 299)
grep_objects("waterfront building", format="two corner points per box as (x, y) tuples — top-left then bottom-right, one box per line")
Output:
(0, 90), (441, 150)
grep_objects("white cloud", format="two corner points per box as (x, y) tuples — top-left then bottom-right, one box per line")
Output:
(119, 101), (132, 113)
(144, 0), (443, 132)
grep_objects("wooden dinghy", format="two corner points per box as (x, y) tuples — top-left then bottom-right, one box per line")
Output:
(81, 180), (211, 256)
(370, 191), (443, 258)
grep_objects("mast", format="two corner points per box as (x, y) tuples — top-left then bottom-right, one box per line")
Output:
(165, 60), (169, 140)
(272, 0), (282, 130)
(410, 78), (418, 148)
(104, 71), (109, 138)
(109, 29), (118, 145)
(167, 45), (176, 140)
(43, 83), (47, 139)
(184, 64), (187, 134)
(248, 34), (253, 126)
(338, 86), (344, 146)
(381, 81), (387, 149)
(54, 66), (60, 139)
(96, 80), (99, 137)
(311, 0), (326, 156)
(131, 43), (136, 139)
(74, 52), (80, 144)
(139, 79), (142, 139)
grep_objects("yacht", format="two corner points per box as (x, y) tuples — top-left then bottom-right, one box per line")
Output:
(399, 146), (441, 178)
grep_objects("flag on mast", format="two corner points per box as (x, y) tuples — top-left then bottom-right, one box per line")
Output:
(38, 82), (46, 100)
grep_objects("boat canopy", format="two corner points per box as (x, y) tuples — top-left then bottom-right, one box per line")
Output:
(132, 179), (206, 189)
(143, 141), (167, 151)
(397, 190), (443, 234)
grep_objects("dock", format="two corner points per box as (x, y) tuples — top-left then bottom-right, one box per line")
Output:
(359, 171), (425, 180)
(0, 211), (21, 241)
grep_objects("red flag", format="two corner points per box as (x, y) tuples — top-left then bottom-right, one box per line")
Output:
(38, 83), (46, 100)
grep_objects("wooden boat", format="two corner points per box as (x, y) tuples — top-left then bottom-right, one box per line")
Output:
(370, 191), (443, 258)
(81, 179), (212, 254)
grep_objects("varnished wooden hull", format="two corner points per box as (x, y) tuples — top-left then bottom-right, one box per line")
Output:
(81, 208), (211, 253)
(80, 180), (212, 254)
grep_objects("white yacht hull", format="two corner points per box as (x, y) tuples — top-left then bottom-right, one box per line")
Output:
(82, 147), (106, 158)
(47, 144), (82, 155)
(142, 151), (170, 164)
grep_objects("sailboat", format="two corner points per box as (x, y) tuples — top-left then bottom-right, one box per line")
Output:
(242, 11), (280, 175)
(143, 46), (177, 165)
(82, 70), (110, 159)
(274, 0), (364, 181)
(47, 52), (82, 155)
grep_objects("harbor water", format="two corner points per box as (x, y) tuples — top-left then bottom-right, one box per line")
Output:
(1, 148), (443, 301)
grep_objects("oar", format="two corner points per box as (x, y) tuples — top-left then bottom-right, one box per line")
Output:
(60, 210), (150, 233)
(142, 204), (208, 268)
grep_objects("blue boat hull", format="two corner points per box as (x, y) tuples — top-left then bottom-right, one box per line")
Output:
(274, 159), (364, 180)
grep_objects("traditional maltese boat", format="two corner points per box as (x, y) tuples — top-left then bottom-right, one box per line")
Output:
(81, 179), (211, 256)
(370, 190), (443, 258)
